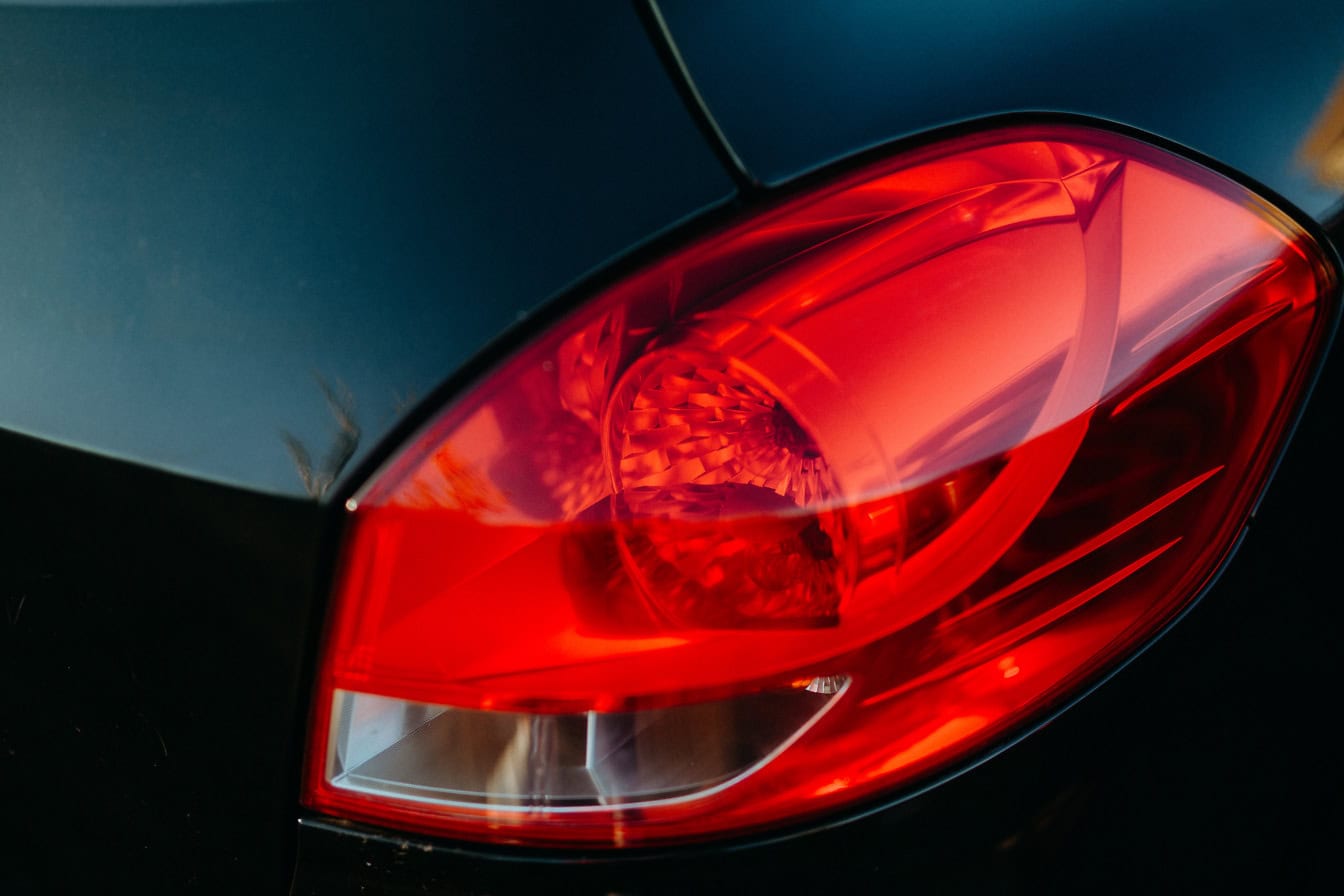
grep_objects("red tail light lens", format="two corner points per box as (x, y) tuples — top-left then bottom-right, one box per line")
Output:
(305, 123), (1338, 846)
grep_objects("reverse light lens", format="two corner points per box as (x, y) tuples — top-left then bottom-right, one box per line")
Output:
(326, 680), (845, 809)
(306, 124), (1338, 846)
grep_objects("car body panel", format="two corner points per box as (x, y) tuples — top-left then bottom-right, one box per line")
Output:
(0, 0), (734, 497)
(658, 0), (1344, 218)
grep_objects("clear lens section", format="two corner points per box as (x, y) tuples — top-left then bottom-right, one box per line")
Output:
(327, 680), (847, 809)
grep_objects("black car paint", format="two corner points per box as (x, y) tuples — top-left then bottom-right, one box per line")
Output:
(1, 1), (1341, 892)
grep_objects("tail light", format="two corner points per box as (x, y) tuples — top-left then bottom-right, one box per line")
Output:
(304, 122), (1338, 846)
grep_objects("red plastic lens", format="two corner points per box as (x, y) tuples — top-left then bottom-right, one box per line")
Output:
(305, 124), (1338, 846)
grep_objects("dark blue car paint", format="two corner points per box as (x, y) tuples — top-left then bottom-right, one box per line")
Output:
(659, 0), (1344, 218)
(0, 0), (733, 497)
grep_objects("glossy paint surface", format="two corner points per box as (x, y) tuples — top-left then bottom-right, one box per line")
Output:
(659, 0), (1344, 217)
(0, 0), (733, 497)
(0, 430), (328, 892)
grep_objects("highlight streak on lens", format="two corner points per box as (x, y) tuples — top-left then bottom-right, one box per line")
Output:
(1129, 259), (1285, 354)
(1112, 299), (1295, 417)
(937, 465), (1223, 630)
(868, 715), (989, 778)
(863, 538), (1182, 709)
